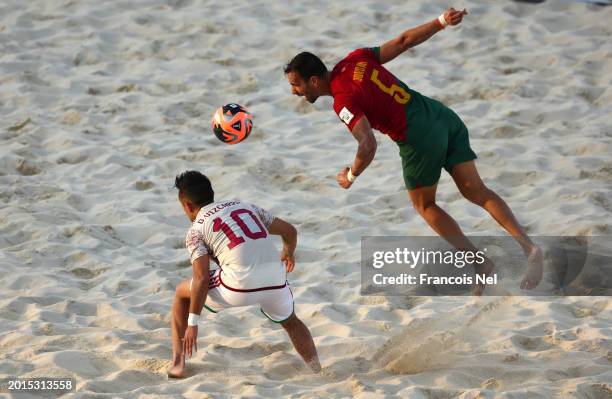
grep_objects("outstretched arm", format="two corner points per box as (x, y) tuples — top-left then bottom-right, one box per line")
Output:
(379, 8), (468, 64)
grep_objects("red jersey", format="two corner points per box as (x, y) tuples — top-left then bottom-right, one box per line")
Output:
(330, 47), (413, 142)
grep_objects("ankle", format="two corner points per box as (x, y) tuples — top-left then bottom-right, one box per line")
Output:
(172, 352), (184, 364)
(519, 243), (536, 257)
(527, 244), (541, 256)
(306, 356), (321, 373)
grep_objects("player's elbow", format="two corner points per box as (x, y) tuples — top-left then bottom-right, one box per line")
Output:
(273, 218), (297, 242)
(399, 34), (416, 51)
(191, 274), (208, 286)
(285, 223), (298, 241)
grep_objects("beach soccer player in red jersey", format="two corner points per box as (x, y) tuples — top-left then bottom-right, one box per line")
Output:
(284, 8), (544, 293)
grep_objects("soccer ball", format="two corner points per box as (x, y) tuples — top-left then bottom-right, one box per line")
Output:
(211, 103), (253, 145)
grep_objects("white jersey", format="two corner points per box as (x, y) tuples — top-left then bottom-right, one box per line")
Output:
(185, 200), (286, 290)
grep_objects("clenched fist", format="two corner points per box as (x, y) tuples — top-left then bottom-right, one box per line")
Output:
(443, 8), (468, 26)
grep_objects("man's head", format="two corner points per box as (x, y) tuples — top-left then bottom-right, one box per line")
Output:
(284, 52), (329, 103)
(175, 171), (214, 222)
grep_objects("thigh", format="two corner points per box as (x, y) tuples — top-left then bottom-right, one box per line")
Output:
(450, 160), (485, 192)
(260, 286), (295, 323)
(399, 103), (461, 189)
(443, 109), (477, 173)
(398, 134), (447, 190)
(189, 269), (227, 314)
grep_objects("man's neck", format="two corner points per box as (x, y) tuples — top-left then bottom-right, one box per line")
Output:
(320, 71), (333, 96)
(189, 206), (203, 222)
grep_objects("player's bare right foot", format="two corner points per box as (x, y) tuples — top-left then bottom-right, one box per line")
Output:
(168, 353), (187, 379)
(167, 363), (187, 379)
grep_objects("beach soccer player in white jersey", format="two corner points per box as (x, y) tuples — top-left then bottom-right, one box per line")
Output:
(168, 170), (321, 378)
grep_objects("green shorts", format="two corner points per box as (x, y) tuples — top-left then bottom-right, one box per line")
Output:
(397, 99), (477, 190)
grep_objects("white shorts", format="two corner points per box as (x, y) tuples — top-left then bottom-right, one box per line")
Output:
(190, 269), (294, 323)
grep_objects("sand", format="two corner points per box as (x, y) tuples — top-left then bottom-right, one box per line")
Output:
(1, 0), (611, 397)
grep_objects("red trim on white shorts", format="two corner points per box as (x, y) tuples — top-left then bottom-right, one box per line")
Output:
(218, 271), (287, 293)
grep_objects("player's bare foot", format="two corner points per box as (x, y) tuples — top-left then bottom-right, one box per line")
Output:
(167, 354), (187, 379)
(472, 256), (495, 296)
(521, 245), (543, 290)
(306, 356), (322, 374)
(167, 363), (187, 379)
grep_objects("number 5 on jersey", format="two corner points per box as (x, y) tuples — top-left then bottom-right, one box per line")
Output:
(370, 69), (411, 105)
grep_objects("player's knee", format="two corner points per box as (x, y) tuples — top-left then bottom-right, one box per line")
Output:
(412, 199), (435, 215)
(280, 313), (299, 330)
(460, 182), (489, 205)
(174, 287), (185, 302)
(174, 279), (191, 299)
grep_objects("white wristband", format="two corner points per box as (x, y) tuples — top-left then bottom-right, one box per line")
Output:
(347, 168), (357, 183)
(438, 14), (449, 28)
(187, 313), (200, 326)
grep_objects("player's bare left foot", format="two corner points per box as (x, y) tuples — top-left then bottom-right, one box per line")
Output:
(521, 245), (543, 290)
(472, 256), (495, 296)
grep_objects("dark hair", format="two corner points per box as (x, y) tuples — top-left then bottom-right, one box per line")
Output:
(284, 52), (327, 79)
(175, 171), (214, 207)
